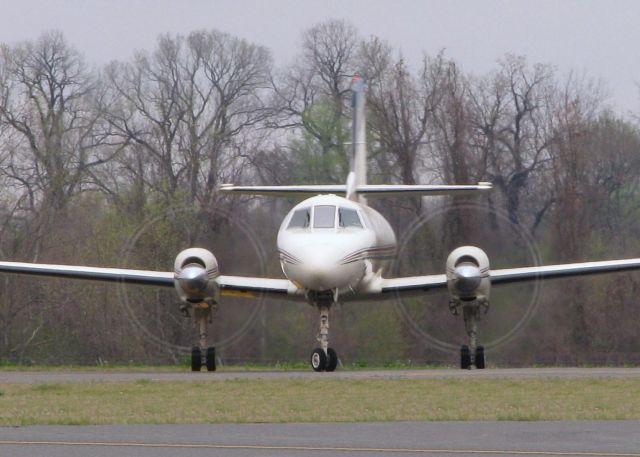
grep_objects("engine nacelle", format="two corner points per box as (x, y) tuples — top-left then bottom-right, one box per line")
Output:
(173, 248), (220, 303)
(446, 246), (490, 302)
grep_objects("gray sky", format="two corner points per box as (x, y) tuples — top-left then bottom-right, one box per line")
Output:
(1, 0), (639, 114)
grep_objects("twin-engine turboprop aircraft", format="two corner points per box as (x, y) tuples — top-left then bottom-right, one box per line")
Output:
(2, 75), (640, 371)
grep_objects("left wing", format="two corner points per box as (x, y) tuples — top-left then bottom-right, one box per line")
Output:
(0, 261), (302, 300)
(376, 258), (640, 297)
(488, 258), (640, 285)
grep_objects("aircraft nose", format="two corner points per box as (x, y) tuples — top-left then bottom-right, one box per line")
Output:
(304, 248), (342, 287)
(293, 245), (359, 291)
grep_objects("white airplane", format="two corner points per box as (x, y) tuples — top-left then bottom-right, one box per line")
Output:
(2, 75), (640, 372)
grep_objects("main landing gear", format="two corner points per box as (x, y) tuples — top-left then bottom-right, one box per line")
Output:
(309, 302), (339, 372)
(459, 344), (485, 370)
(188, 303), (217, 372)
(452, 299), (488, 370)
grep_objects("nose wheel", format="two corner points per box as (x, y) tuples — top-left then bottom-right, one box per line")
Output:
(310, 304), (339, 372)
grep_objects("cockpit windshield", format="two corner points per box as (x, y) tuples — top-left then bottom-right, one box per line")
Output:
(339, 207), (363, 228)
(313, 205), (336, 228)
(287, 207), (310, 229)
(288, 205), (363, 230)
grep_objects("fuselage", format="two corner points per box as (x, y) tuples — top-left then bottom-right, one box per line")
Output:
(277, 194), (396, 297)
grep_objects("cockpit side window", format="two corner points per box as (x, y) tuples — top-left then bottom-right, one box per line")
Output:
(339, 207), (363, 228)
(287, 207), (310, 229)
(313, 205), (336, 228)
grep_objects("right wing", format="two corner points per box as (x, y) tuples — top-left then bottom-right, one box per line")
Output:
(0, 261), (174, 287)
(0, 261), (303, 301)
(217, 275), (303, 300)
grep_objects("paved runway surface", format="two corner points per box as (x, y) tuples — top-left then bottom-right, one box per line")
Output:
(1, 421), (639, 456)
(2, 367), (640, 383)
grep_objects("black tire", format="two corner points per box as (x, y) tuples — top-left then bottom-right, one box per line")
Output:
(475, 346), (485, 369)
(310, 348), (327, 372)
(206, 346), (216, 372)
(325, 348), (338, 372)
(191, 346), (202, 372)
(460, 345), (471, 370)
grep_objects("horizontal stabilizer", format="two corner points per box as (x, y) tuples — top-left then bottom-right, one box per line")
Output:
(356, 183), (492, 197)
(220, 182), (492, 197)
(220, 184), (347, 197)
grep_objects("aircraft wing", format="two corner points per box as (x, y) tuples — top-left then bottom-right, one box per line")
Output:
(0, 261), (303, 300)
(487, 258), (640, 284)
(0, 261), (175, 286)
(216, 275), (302, 299)
(378, 274), (448, 297)
(376, 258), (640, 297)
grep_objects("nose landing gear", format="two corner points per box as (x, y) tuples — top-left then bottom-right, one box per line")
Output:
(309, 300), (339, 372)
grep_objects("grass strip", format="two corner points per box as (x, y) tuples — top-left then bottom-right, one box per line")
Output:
(0, 362), (442, 372)
(0, 378), (639, 425)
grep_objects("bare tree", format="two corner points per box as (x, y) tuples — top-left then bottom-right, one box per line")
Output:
(0, 32), (120, 360)
(468, 55), (555, 228)
(103, 30), (272, 210)
(0, 32), (116, 255)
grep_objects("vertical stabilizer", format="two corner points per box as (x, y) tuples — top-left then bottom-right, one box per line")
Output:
(350, 75), (367, 204)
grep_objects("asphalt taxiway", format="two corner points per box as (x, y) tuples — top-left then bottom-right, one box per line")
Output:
(1, 367), (640, 383)
(1, 421), (639, 456)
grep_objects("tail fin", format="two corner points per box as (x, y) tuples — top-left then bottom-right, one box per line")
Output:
(220, 75), (493, 200)
(348, 75), (367, 203)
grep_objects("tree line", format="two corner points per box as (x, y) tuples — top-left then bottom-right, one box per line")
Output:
(1, 20), (639, 366)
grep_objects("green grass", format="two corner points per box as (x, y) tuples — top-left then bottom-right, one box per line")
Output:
(0, 378), (639, 425)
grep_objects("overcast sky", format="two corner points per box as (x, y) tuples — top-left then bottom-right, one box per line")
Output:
(1, 0), (639, 114)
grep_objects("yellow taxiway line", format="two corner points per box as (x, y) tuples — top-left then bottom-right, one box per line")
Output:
(1, 440), (639, 456)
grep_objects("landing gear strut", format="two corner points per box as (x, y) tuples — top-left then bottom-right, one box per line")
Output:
(190, 303), (216, 372)
(453, 300), (488, 370)
(310, 303), (338, 372)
